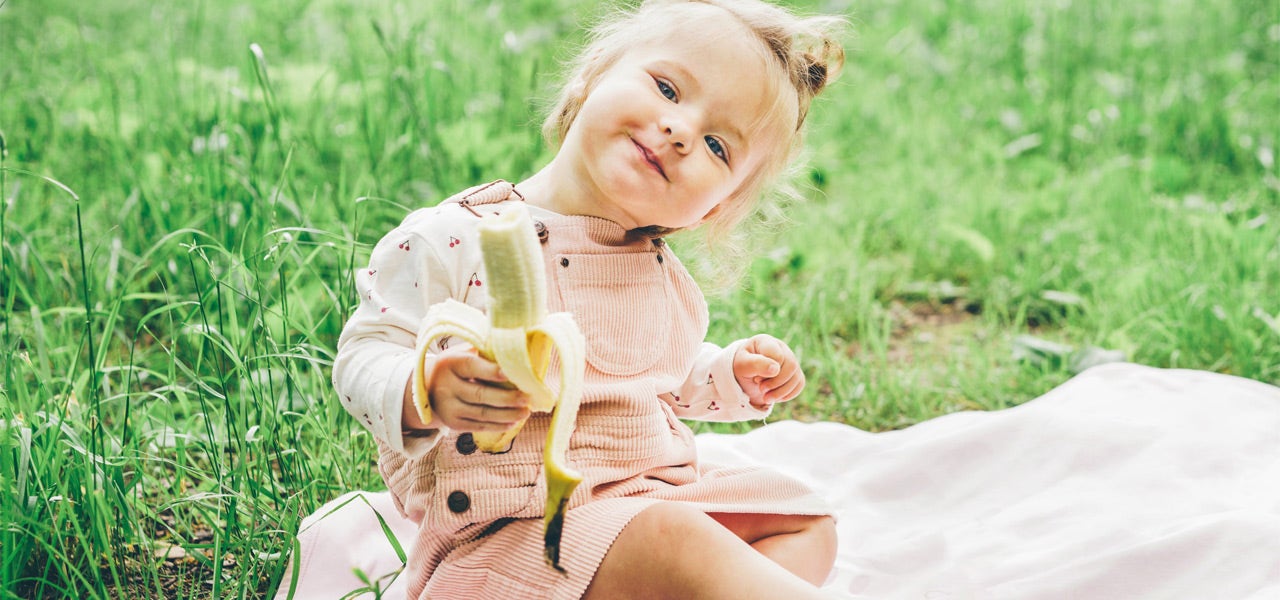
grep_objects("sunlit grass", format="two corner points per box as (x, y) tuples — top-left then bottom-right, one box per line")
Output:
(2, 0), (1277, 596)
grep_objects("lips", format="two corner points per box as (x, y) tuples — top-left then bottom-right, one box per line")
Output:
(632, 139), (668, 181)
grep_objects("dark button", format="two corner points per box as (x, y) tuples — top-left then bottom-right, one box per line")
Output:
(447, 491), (470, 513)
(559, 257), (569, 267)
(534, 220), (549, 244)
(656, 253), (664, 264)
(455, 433), (477, 455)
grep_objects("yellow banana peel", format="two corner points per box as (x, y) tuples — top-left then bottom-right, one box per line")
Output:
(413, 204), (585, 572)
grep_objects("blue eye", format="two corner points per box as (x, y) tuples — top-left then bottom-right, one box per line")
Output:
(656, 79), (677, 101)
(705, 136), (728, 162)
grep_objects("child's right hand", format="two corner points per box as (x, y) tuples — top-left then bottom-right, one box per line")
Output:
(406, 347), (532, 433)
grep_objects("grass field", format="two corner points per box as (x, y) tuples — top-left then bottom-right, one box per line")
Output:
(2, 0), (1277, 597)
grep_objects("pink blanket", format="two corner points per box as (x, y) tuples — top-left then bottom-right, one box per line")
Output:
(275, 364), (1280, 599)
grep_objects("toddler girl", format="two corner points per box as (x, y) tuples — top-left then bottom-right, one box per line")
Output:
(334, 1), (846, 598)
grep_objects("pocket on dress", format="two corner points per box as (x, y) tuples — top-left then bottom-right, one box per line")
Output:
(554, 252), (670, 376)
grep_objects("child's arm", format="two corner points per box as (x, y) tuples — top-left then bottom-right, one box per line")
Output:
(664, 334), (806, 422)
(334, 207), (534, 457)
(333, 216), (457, 458)
(335, 208), (476, 455)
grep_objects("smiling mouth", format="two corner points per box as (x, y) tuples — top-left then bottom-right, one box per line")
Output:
(632, 139), (668, 181)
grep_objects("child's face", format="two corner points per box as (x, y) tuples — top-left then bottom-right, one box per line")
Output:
(557, 26), (790, 230)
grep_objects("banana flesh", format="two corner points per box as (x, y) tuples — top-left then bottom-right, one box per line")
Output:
(414, 204), (585, 572)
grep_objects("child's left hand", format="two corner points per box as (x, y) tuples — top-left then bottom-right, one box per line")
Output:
(733, 334), (806, 409)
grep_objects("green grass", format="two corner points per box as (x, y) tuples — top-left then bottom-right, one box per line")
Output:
(2, 0), (1277, 597)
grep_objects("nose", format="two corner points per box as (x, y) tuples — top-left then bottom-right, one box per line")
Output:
(660, 112), (693, 154)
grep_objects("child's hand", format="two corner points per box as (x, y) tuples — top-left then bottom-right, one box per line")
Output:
(406, 347), (532, 432)
(733, 334), (806, 408)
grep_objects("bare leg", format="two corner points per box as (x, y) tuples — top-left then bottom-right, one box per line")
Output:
(583, 503), (833, 600)
(709, 512), (838, 585)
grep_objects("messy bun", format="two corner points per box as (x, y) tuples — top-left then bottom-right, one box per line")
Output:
(721, 1), (845, 131)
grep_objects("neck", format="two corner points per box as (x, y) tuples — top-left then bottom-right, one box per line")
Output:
(516, 159), (638, 229)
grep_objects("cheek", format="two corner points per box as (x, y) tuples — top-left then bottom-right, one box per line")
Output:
(574, 93), (629, 142)
(687, 181), (729, 217)
(701, 164), (745, 199)
(570, 105), (616, 154)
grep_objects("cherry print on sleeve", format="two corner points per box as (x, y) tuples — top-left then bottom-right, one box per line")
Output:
(462, 272), (482, 303)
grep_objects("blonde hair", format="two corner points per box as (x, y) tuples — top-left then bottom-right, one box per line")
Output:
(541, 0), (846, 285)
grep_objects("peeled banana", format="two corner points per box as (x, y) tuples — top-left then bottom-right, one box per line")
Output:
(413, 203), (585, 572)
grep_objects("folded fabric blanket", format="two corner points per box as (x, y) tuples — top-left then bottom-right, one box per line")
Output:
(274, 363), (1280, 599)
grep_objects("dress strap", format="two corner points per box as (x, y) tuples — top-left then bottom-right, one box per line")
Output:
(440, 180), (521, 215)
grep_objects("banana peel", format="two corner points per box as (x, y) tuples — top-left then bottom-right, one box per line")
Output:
(413, 204), (585, 572)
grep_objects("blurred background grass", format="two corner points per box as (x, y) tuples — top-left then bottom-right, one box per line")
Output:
(1, 0), (1277, 597)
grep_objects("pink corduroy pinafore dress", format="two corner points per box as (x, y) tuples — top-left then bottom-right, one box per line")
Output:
(368, 182), (831, 599)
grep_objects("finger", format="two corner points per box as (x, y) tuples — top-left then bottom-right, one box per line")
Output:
(462, 384), (530, 410)
(452, 355), (509, 385)
(757, 341), (796, 373)
(458, 391), (531, 424)
(463, 419), (524, 433)
(739, 353), (781, 380)
(459, 405), (531, 429)
(748, 334), (785, 357)
(757, 358), (797, 389)
(757, 356), (797, 386)
(764, 370), (805, 403)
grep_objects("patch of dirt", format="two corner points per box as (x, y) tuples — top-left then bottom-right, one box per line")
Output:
(97, 542), (274, 600)
(883, 299), (983, 364)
